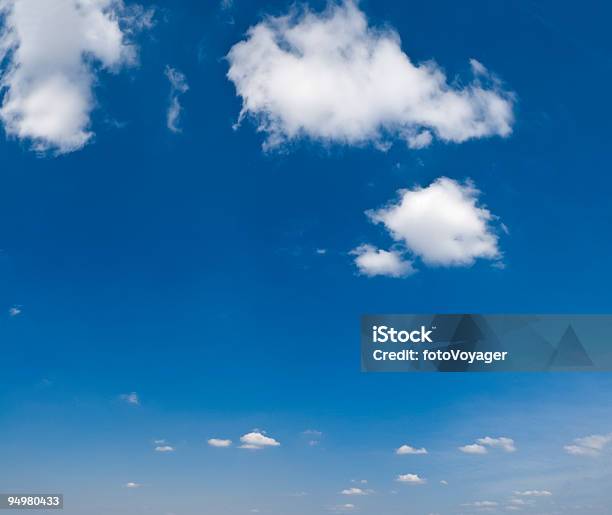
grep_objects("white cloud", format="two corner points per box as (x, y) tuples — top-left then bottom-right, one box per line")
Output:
(165, 65), (189, 133)
(459, 443), (488, 455)
(154, 445), (175, 452)
(125, 482), (142, 488)
(120, 392), (140, 405)
(208, 438), (232, 448)
(227, 1), (514, 151)
(8, 306), (21, 317)
(476, 436), (516, 453)
(361, 178), (501, 269)
(239, 431), (280, 450)
(396, 444), (428, 455)
(329, 504), (355, 512)
(396, 473), (426, 485)
(439, 480), (448, 486)
(462, 501), (498, 508)
(563, 433), (612, 457)
(0, 0), (150, 154)
(513, 490), (552, 497)
(340, 488), (371, 496)
(351, 244), (415, 278)
(459, 436), (515, 455)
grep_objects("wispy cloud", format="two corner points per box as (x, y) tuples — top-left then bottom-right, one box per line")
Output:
(564, 433), (612, 457)
(460, 436), (516, 454)
(120, 392), (140, 406)
(164, 66), (189, 133)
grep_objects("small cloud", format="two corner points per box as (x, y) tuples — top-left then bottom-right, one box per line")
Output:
(208, 438), (232, 448)
(513, 490), (552, 497)
(155, 445), (175, 453)
(460, 436), (516, 454)
(329, 504), (355, 512)
(476, 436), (516, 453)
(120, 392), (140, 406)
(396, 473), (426, 485)
(239, 431), (280, 450)
(340, 488), (371, 496)
(315, 249), (327, 255)
(396, 444), (428, 455)
(302, 429), (323, 437)
(8, 306), (22, 317)
(459, 443), (488, 454)
(350, 244), (415, 278)
(440, 480), (448, 486)
(563, 433), (612, 457)
(462, 501), (498, 508)
(125, 482), (142, 489)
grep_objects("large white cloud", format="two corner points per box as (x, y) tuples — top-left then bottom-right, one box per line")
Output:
(227, 0), (514, 150)
(354, 177), (502, 274)
(0, 0), (150, 154)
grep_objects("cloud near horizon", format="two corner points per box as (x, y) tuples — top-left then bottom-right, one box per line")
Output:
(239, 431), (281, 450)
(227, 0), (514, 151)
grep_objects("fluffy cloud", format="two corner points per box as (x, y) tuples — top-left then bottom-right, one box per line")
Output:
(396, 445), (428, 455)
(124, 482), (142, 488)
(563, 433), (612, 457)
(460, 436), (516, 454)
(165, 66), (189, 133)
(458, 443), (488, 455)
(396, 473), (426, 485)
(208, 438), (232, 448)
(360, 178), (502, 271)
(239, 431), (281, 450)
(0, 0), (150, 154)
(8, 306), (21, 317)
(476, 436), (516, 453)
(351, 244), (415, 278)
(227, 1), (514, 151)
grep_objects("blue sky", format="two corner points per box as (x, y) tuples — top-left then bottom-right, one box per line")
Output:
(1, 0), (612, 514)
